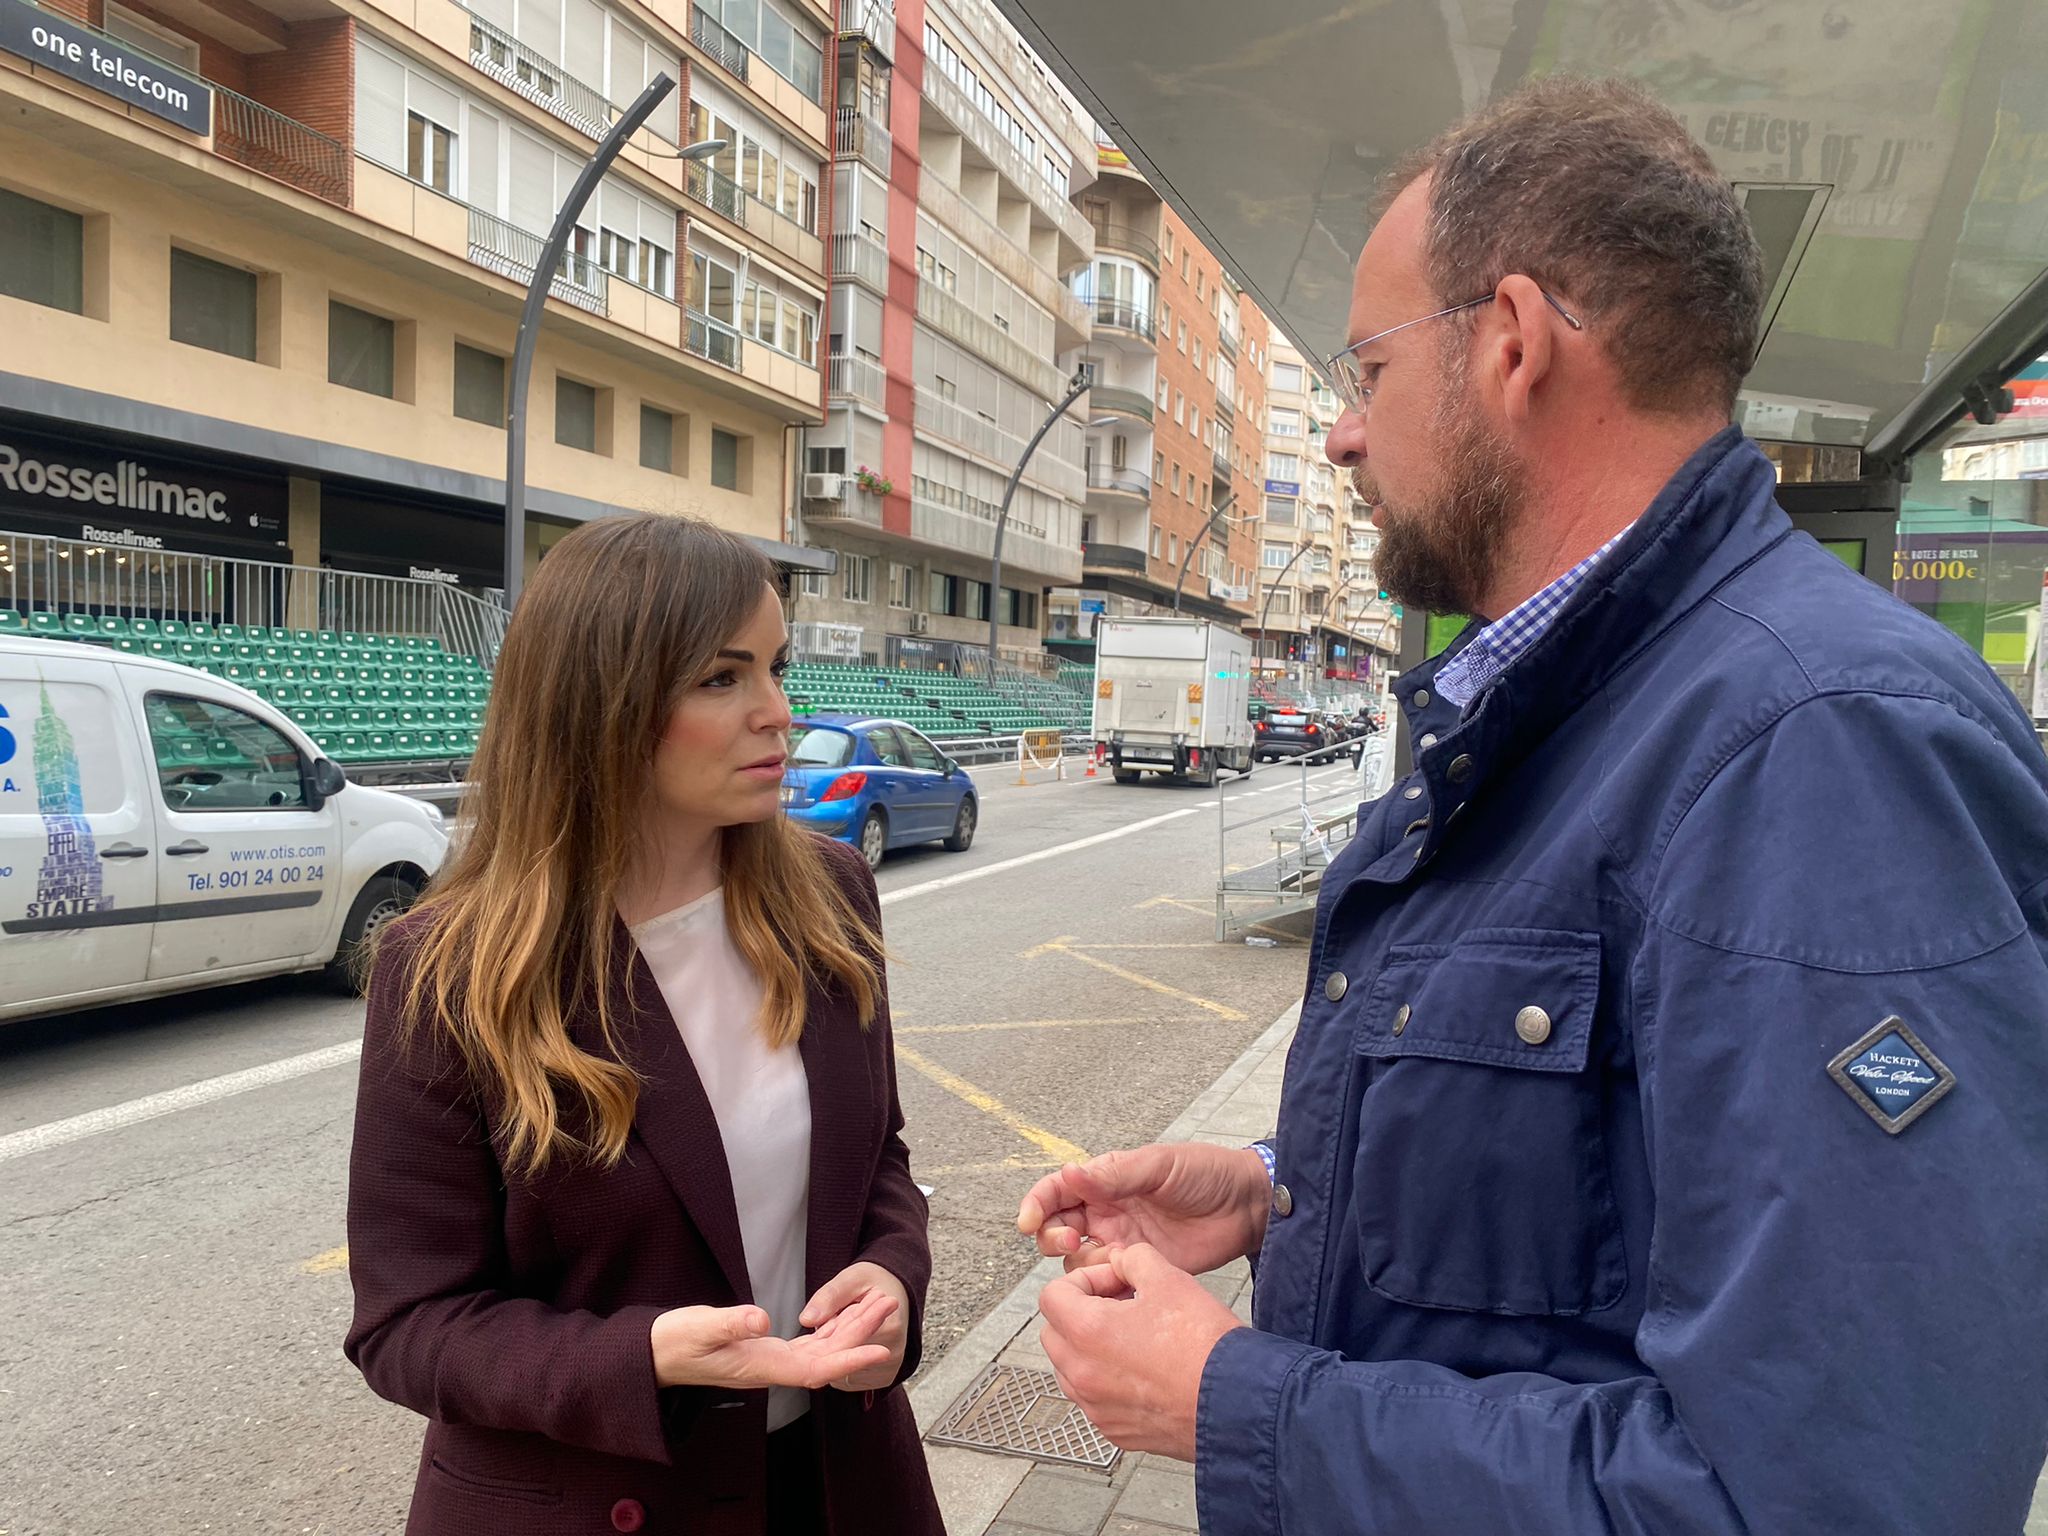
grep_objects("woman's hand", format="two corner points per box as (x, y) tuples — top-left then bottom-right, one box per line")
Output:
(798, 1262), (912, 1391)
(650, 1290), (897, 1391)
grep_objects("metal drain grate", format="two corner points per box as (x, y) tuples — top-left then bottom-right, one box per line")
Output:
(925, 1363), (1122, 1472)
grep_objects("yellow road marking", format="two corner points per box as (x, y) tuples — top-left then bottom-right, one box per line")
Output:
(897, 1017), (1146, 1036)
(1139, 894), (1305, 945)
(1024, 936), (1248, 1021)
(1139, 895), (1211, 916)
(301, 1246), (349, 1275)
(893, 1044), (1089, 1166)
(919, 1156), (1066, 1177)
(1056, 942), (1218, 952)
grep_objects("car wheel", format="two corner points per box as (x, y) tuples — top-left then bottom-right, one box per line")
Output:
(859, 808), (889, 871)
(943, 796), (977, 852)
(327, 873), (420, 994)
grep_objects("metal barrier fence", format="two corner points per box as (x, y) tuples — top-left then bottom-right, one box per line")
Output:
(0, 530), (508, 667)
(1214, 738), (1373, 940)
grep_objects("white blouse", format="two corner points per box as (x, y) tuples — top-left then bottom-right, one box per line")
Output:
(630, 888), (813, 1431)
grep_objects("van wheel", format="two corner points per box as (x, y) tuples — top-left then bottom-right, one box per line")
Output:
(328, 875), (420, 994)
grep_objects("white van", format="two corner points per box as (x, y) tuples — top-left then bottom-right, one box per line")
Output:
(0, 636), (448, 1022)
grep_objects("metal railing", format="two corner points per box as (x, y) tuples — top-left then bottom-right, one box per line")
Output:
(691, 4), (750, 79)
(829, 352), (888, 409)
(1086, 465), (1152, 499)
(215, 90), (350, 207)
(1215, 744), (1381, 940)
(468, 207), (607, 314)
(1088, 383), (1154, 422)
(1091, 299), (1156, 341)
(1080, 541), (1148, 572)
(1213, 390), (1236, 427)
(1213, 440), (1233, 478)
(1092, 223), (1161, 270)
(835, 108), (893, 178)
(686, 309), (744, 369)
(831, 232), (890, 293)
(467, 11), (611, 139)
(805, 486), (884, 525)
(914, 388), (1085, 499)
(915, 279), (1065, 398)
(839, 0), (894, 57)
(685, 160), (748, 227)
(1218, 322), (1240, 358)
(917, 174), (1091, 336)
(0, 530), (507, 668)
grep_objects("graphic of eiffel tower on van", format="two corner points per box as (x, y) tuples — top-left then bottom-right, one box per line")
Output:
(32, 677), (109, 919)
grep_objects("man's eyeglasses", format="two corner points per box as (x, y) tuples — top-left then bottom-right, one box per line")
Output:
(1324, 290), (1583, 414)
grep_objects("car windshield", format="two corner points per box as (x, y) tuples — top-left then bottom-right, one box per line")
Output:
(788, 725), (854, 768)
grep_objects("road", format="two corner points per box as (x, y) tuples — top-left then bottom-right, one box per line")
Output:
(0, 757), (1357, 1534)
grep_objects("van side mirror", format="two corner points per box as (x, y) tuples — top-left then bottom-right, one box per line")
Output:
(308, 757), (348, 807)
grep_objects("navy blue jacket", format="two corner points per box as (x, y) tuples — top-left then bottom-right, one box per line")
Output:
(1197, 430), (2048, 1534)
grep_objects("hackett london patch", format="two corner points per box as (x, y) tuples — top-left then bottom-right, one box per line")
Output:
(1827, 1018), (1956, 1135)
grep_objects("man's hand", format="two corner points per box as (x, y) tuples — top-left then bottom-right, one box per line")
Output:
(1017, 1143), (1272, 1275)
(800, 1261), (912, 1391)
(1037, 1244), (1245, 1461)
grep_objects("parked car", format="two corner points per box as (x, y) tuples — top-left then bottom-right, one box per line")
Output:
(780, 715), (978, 870)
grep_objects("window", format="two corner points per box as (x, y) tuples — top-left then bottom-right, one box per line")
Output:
(965, 581), (989, 622)
(144, 694), (305, 812)
(329, 302), (395, 396)
(1267, 452), (1301, 483)
(454, 343), (506, 426)
(899, 730), (944, 772)
(1168, 534), (1179, 565)
(1272, 361), (1305, 394)
(1150, 527), (1162, 558)
(170, 250), (257, 361)
(1270, 407), (1303, 437)
(842, 552), (873, 604)
(928, 570), (958, 615)
(1177, 321), (1187, 352)
(408, 111), (456, 193)
(1262, 542), (1292, 569)
(1157, 377), (1170, 410)
(809, 445), (847, 475)
(1193, 337), (1204, 368)
(1171, 464), (1182, 496)
(556, 377), (598, 451)
(1174, 392), (1185, 427)
(870, 725), (910, 767)
(889, 562), (914, 609)
(640, 404), (676, 472)
(1189, 407), (1200, 440)
(711, 428), (741, 490)
(1265, 496), (1298, 524)
(103, 1), (200, 70)
(794, 569), (829, 598)
(0, 186), (84, 314)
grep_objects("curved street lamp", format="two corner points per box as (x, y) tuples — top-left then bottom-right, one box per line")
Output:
(1255, 538), (1317, 682)
(1171, 491), (1261, 613)
(988, 366), (1093, 665)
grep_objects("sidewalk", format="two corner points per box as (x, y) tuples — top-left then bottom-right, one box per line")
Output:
(906, 1003), (1299, 1536)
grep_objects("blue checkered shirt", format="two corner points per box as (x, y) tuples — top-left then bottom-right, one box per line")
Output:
(1433, 526), (1634, 711)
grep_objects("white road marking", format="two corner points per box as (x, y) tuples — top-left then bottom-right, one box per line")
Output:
(880, 805), (1207, 905)
(0, 1040), (363, 1165)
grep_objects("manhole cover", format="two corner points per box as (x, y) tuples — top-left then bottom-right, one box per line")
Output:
(925, 1363), (1121, 1472)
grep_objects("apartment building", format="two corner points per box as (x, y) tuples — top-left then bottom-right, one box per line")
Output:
(0, 0), (835, 594)
(1047, 147), (1267, 659)
(789, 0), (1093, 668)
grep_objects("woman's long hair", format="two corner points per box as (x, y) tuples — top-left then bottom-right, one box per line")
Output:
(394, 515), (882, 1177)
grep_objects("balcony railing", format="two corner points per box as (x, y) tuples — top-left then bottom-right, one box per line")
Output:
(921, 64), (1092, 252)
(467, 11), (611, 140)
(1212, 441), (1233, 479)
(686, 309), (745, 369)
(831, 232), (890, 293)
(914, 389), (1085, 500)
(1213, 390), (1236, 427)
(691, 5), (750, 81)
(685, 160), (748, 227)
(835, 108), (892, 177)
(1092, 223), (1161, 271)
(1086, 466), (1152, 500)
(918, 174), (1090, 336)
(916, 279), (1065, 398)
(807, 486), (884, 525)
(1218, 322), (1240, 358)
(829, 353), (888, 410)
(910, 497), (1078, 582)
(468, 207), (607, 314)
(944, 0), (1093, 168)
(1091, 299), (1157, 342)
(216, 89), (350, 207)
(1088, 384), (1154, 422)
(839, 0), (894, 59)
(1081, 542), (1148, 573)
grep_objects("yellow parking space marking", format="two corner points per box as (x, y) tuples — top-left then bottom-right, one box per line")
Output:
(1023, 936), (1248, 1021)
(1138, 894), (1306, 946)
(893, 1044), (1089, 1166)
(301, 1246), (350, 1275)
(919, 1156), (1066, 1177)
(1139, 895), (1212, 916)
(898, 1017), (1145, 1036)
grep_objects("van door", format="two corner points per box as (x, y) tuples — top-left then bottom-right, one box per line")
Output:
(125, 681), (342, 981)
(0, 650), (156, 1012)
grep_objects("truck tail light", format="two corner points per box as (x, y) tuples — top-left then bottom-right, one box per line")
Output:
(819, 772), (868, 802)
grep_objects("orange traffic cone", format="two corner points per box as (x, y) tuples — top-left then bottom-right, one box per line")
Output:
(1086, 744), (1100, 778)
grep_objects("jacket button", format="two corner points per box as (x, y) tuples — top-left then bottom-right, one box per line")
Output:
(1324, 971), (1348, 1002)
(1402, 784), (1423, 800)
(1515, 1006), (1553, 1045)
(1447, 754), (1475, 783)
(1412, 688), (1432, 708)
(1272, 1183), (1294, 1218)
(611, 1499), (646, 1532)
(1393, 1003), (1411, 1036)
(1417, 732), (1438, 750)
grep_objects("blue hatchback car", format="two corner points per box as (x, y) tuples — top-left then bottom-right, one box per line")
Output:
(781, 715), (979, 870)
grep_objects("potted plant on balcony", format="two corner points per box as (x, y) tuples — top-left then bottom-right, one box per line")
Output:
(854, 465), (893, 497)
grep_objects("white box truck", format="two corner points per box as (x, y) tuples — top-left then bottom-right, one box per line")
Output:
(1092, 618), (1254, 787)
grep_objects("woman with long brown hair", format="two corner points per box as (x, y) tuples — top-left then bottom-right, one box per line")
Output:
(344, 514), (943, 1536)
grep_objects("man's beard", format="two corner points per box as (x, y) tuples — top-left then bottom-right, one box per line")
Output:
(1355, 390), (1521, 619)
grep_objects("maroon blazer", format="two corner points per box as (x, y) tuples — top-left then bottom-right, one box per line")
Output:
(344, 836), (943, 1536)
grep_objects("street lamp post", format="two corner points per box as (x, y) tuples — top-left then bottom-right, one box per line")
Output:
(502, 75), (723, 608)
(989, 366), (1092, 666)
(1255, 539), (1316, 683)
(1170, 491), (1251, 613)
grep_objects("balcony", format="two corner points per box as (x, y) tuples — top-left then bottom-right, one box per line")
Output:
(1081, 543), (1149, 574)
(686, 309), (745, 369)
(216, 90), (349, 207)
(910, 496), (1080, 584)
(1213, 390), (1236, 427)
(1088, 384), (1153, 423)
(839, 0), (895, 61)
(685, 161), (748, 227)
(832, 232), (890, 294)
(1092, 223), (1161, 273)
(942, 0), (1093, 167)
(829, 352), (888, 411)
(1086, 465), (1152, 504)
(467, 11), (611, 140)
(916, 280), (1065, 398)
(1218, 323), (1240, 358)
(468, 207), (606, 314)
(918, 175), (1090, 337)
(920, 64), (1092, 254)
(914, 389), (1085, 500)
(1091, 299), (1157, 343)
(691, 5), (750, 81)
(835, 108), (893, 178)
(1212, 441), (1233, 480)
(807, 485), (884, 525)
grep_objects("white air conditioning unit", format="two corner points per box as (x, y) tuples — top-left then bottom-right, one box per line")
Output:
(909, 612), (932, 634)
(803, 473), (845, 501)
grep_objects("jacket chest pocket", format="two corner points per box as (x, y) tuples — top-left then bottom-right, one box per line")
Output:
(1350, 928), (1624, 1317)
